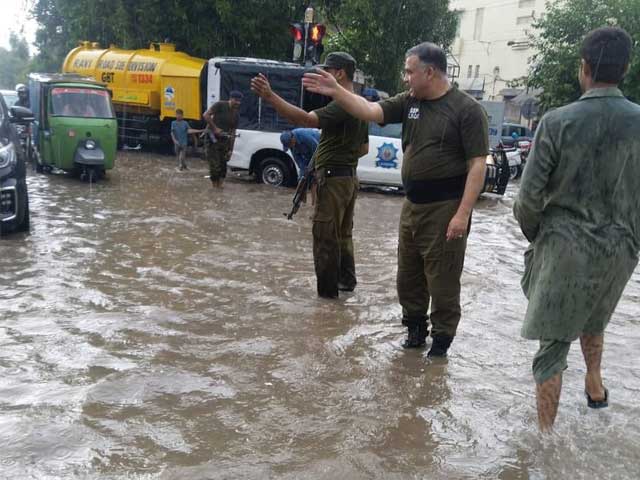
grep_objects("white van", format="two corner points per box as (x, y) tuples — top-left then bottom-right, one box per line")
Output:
(207, 56), (509, 194)
(230, 120), (404, 188)
(206, 56), (404, 188)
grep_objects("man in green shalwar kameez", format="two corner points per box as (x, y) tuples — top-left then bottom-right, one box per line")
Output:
(514, 27), (640, 431)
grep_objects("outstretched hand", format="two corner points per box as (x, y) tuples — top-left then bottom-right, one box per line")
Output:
(250, 74), (273, 99)
(302, 69), (339, 97)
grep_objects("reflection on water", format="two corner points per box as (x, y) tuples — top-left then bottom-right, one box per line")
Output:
(1, 152), (639, 479)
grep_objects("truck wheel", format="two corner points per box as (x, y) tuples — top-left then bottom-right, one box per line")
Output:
(259, 157), (292, 187)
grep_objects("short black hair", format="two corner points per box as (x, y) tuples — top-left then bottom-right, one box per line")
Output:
(406, 42), (447, 73)
(175, 108), (184, 115)
(580, 27), (632, 84)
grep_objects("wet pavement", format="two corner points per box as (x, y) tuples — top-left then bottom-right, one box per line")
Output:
(1, 152), (639, 479)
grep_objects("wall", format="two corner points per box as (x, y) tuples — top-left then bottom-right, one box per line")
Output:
(449, 0), (547, 101)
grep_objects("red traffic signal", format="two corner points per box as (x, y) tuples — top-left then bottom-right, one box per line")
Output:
(289, 23), (304, 42)
(310, 24), (326, 44)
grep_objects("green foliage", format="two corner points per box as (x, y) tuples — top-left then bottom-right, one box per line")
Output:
(31, 0), (307, 70)
(30, 0), (457, 94)
(320, 0), (457, 94)
(529, 0), (640, 110)
(0, 33), (31, 89)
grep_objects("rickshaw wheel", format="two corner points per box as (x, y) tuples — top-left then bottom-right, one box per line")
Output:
(79, 166), (102, 184)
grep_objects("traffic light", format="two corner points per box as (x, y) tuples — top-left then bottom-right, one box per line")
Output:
(289, 23), (304, 62)
(305, 23), (326, 65)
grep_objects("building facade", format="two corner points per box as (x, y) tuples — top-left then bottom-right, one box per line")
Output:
(449, 0), (547, 119)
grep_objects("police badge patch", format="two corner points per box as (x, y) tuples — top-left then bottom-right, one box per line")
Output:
(376, 143), (399, 169)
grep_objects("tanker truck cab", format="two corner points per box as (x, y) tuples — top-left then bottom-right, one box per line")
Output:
(29, 74), (117, 181)
(207, 57), (327, 187)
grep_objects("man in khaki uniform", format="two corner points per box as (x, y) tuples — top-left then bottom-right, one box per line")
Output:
(203, 90), (242, 188)
(514, 27), (639, 431)
(251, 53), (369, 298)
(303, 43), (488, 356)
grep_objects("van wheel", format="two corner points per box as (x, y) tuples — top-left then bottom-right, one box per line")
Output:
(259, 157), (292, 187)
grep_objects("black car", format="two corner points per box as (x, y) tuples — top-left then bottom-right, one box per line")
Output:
(0, 94), (33, 235)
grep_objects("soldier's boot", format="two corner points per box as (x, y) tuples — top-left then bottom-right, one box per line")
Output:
(402, 315), (428, 349)
(427, 335), (454, 357)
(337, 282), (355, 292)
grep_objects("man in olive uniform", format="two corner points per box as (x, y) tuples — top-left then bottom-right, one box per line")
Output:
(303, 43), (488, 356)
(203, 91), (242, 188)
(513, 27), (639, 431)
(251, 52), (369, 298)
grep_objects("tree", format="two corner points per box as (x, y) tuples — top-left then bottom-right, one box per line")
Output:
(529, 0), (640, 110)
(30, 0), (307, 71)
(29, 0), (458, 94)
(320, 0), (458, 94)
(0, 33), (31, 89)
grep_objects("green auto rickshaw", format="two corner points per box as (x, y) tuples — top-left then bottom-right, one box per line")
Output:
(29, 73), (117, 181)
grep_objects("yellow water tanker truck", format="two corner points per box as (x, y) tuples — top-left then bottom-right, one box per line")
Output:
(63, 41), (207, 146)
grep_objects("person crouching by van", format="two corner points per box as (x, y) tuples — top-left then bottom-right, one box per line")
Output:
(280, 128), (321, 180)
(203, 91), (243, 188)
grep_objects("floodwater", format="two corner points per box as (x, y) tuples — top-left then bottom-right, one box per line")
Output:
(1, 152), (639, 480)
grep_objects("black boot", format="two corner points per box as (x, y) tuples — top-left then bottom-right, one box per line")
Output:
(427, 335), (453, 357)
(402, 319), (428, 349)
(337, 282), (355, 292)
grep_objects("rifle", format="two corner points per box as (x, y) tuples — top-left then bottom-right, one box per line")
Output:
(199, 130), (239, 141)
(285, 164), (315, 220)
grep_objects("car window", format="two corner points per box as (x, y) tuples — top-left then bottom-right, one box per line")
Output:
(50, 87), (115, 119)
(369, 122), (402, 139)
(1, 92), (18, 107)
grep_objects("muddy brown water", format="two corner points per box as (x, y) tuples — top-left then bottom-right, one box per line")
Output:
(0, 152), (639, 479)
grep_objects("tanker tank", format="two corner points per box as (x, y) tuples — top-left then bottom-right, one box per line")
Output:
(63, 41), (207, 146)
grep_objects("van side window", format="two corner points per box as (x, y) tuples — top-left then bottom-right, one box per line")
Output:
(369, 122), (402, 139)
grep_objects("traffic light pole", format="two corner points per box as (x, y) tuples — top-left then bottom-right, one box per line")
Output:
(290, 6), (324, 65)
(302, 6), (314, 66)
(302, 23), (309, 65)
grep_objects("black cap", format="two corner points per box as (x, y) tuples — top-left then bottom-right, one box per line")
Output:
(229, 90), (244, 100)
(317, 52), (356, 76)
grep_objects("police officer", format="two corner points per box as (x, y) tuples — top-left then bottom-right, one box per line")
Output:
(302, 43), (489, 356)
(280, 128), (320, 180)
(203, 91), (242, 188)
(15, 84), (29, 108)
(251, 52), (369, 299)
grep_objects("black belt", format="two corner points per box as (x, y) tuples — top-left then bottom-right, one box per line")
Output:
(320, 167), (356, 177)
(405, 174), (467, 204)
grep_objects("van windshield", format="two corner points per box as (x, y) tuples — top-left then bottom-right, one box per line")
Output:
(50, 87), (114, 119)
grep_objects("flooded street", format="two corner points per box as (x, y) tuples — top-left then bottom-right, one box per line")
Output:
(1, 152), (639, 479)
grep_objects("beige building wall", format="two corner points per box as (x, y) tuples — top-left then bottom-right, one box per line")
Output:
(449, 0), (547, 101)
